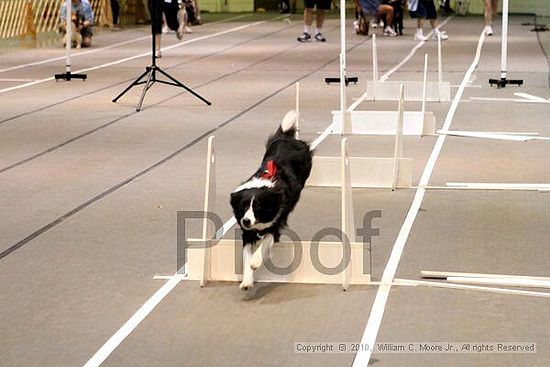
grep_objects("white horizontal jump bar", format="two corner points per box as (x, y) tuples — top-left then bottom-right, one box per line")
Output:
(446, 182), (550, 190)
(447, 276), (550, 289)
(395, 279), (550, 298)
(330, 110), (435, 136)
(437, 130), (538, 141)
(470, 97), (550, 104)
(421, 270), (550, 281)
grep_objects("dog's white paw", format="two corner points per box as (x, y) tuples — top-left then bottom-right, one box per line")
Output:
(250, 251), (263, 270)
(239, 278), (254, 291)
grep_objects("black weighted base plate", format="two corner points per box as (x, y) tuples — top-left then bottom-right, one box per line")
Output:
(325, 76), (359, 86)
(489, 78), (523, 88)
(54, 72), (87, 81)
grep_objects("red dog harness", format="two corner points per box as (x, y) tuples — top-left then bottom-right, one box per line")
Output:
(261, 160), (277, 180)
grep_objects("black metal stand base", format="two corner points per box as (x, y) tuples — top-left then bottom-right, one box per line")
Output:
(112, 64), (211, 111)
(325, 76), (359, 86)
(489, 77), (523, 88)
(55, 72), (87, 81)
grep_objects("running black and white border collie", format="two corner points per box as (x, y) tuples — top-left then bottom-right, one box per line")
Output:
(230, 110), (312, 290)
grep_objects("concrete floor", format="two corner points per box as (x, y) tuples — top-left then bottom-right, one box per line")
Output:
(0, 12), (549, 367)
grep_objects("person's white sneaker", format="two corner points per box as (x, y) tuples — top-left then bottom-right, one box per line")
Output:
(433, 30), (449, 40)
(414, 32), (428, 41)
(485, 25), (494, 36)
(384, 26), (397, 37)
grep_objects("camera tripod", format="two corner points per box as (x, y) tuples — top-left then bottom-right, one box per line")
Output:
(112, 0), (211, 111)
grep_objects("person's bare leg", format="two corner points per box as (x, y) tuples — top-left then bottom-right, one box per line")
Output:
(304, 8), (313, 28)
(316, 9), (325, 30)
(311, 9), (327, 40)
(155, 34), (162, 57)
(415, 18), (427, 40)
(377, 5), (395, 35)
(483, 0), (493, 26)
(378, 4), (393, 26)
(429, 18), (436, 29)
(417, 18), (424, 29)
(484, 0), (497, 34)
(298, 7), (314, 41)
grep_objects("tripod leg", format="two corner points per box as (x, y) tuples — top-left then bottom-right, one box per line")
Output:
(113, 68), (150, 103)
(136, 69), (154, 111)
(156, 67), (211, 105)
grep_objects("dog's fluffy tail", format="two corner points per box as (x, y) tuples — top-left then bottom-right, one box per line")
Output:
(279, 110), (297, 137)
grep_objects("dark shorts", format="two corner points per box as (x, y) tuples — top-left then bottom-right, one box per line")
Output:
(304, 0), (331, 10)
(148, 0), (180, 34)
(410, 0), (437, 19)
(358, 0), (381, 15)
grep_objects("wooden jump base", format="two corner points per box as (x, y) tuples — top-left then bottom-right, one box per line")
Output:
(365, 34), (451, 102)
(309, 84), (413, 189)
(185, 136), (371, 289)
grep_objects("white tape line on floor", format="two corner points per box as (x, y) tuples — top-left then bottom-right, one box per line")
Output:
(0, 21), (265, 95)
(82, 274), (185, 367)
(0, 14), (251, 74)
(352, 29), (487, 367)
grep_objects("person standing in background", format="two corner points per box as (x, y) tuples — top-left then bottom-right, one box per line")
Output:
(409, 0), (449, 41)
(111, 0), (121, 30)
(148, 0), (186, 58)
(297, 0), (330, 42)
(484, 0), (498, 36)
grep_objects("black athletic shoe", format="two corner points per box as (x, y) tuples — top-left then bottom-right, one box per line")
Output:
(297, 32), (311, 42)
(315, 33), (326, 42)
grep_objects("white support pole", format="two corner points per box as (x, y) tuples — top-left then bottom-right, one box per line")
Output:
(392, 84), (405, 190)
(341, 138), (354, 290)
(421, 53), (428, 116)
(199, 136), (216, 287)
(295, 82), (300, 139)
(339, 0), (347, 129)
(372, 34), (378, 100)
(500, 0), (509, 80)
(64, 0), (72, 74)
(437, 34), (443, 102)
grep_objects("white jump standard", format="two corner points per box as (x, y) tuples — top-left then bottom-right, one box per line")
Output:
(309, 84), (413, 189)
(365, 34), (451, 101)
(330, 55), (436, 136)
